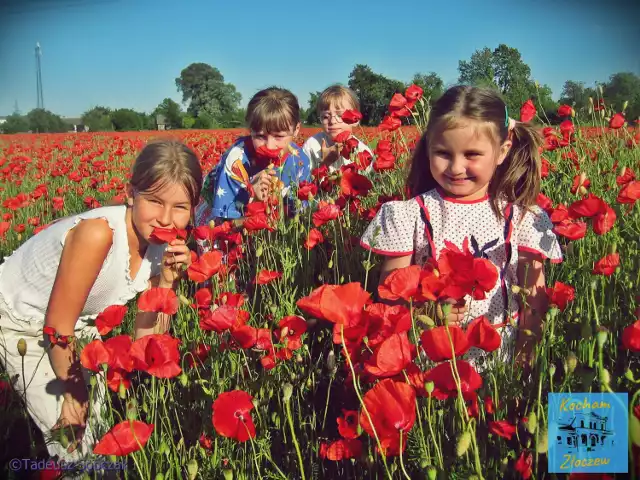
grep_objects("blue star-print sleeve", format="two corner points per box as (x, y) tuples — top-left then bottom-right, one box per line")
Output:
(211, 144), (252, 219)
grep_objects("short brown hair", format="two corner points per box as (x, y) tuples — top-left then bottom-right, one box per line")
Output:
(316, 84), (360, 115)
(246, 87), (300, 134)
(406, 85), (542, 218)
(130, 139), (203, 208)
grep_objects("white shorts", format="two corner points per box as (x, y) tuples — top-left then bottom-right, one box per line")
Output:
(0, 298), (108, 462)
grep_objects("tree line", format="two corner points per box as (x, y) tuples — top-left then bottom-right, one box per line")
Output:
(2, 43), (639, 134)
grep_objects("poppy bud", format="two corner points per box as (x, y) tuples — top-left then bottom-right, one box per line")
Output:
(126, 399), (137, 420)
(282, 383), (293, 402)
(143, 401), (149, 414)
(426, 465), (437, 480)
(155, 474), (165, 480)
(179, 372), (189, 387)
(456, 430), (471, 457)
(596, 328), (608, 348)
(326, 350), (336, 372)
(159, 385), (165, 398)
(90, 375), (99, 387)
(608, 243), (617, 255)
(158, 440), (169, 456)
(328, 258), (333, 269)
(623, 101), (629, 112)
(296, 353), (303, 364)
(255, 245), (263, 257)
(511, 285), (522, 294)
(223, 469), (234, 480)
(589, 97), (594, 106)
(630, 409), (640, 447)
(537, 425), (548, 453)
(119, 380), (127, 399)
(578, 185), (588, 196)
(599, 368), (611, 386)
(565, 352), (578, 373)
(186, 459), (198, 480)
(549, 363), (556, 378)
(425, 381), (435, 394)
(59, 431), (70, 448)
(416, 315), (435, 328)
(526, 411), (537, 434)
(598, 85), (603, 96)
(625, 369), (634, 381)
(179, 295), (191, 306)
(17, 233), (21, 242)
(17, 338), (26, 357)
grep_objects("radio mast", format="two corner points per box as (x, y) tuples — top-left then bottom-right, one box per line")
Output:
(35, 42), (44, 109)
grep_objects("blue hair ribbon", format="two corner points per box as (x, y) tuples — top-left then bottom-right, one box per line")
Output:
(504, 105), (509, 127)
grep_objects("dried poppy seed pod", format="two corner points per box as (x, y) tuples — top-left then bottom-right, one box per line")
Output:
(17, 338), (27, 357)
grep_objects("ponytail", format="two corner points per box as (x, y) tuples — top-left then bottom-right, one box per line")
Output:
(405, 132), (438, 198)
(488, 121), (543, 218)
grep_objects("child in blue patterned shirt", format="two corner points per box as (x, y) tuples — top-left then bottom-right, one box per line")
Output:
(195, 87), (311, 239)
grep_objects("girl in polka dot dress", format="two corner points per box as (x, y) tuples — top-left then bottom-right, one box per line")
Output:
(361, 85), (562, 366)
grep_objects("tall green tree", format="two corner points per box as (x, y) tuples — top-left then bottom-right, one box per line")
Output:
(81, 106), (114, 132)
(1, 113), (30, 133)
(410, 72), (444, 104)
(110, 108), (145, 131)
(603, 72), (640, 120)
(305, 91), (322, 125)
(175, 63), (242, 125)
(154, 98), (183, 129)
(559, 80), (597, 114)
(27, 109), (67, 133)
(348, 65), (405, 125)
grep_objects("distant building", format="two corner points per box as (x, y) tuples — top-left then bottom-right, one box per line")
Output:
(62, 117), (89, 133)
(156, 114), (167, 131)
(0, 116), (7, 125)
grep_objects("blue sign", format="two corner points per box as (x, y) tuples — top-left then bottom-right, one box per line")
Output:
(548, 393), (628, 473)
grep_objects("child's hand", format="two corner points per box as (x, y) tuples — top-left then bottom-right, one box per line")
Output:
(437, 298), (468, 326)
(160, 239), (192, 288)
(250, 168), (276, 201)
(321, 139), (340, 166)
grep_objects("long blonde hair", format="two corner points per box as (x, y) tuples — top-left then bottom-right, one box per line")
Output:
(406, 85), (542, 217)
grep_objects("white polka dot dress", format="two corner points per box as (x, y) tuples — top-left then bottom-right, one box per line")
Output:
(360, 188), (563, 365)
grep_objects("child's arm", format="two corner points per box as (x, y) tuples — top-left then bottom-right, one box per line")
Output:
(515, 251), (549, 364)
(44, 219), (114, 451)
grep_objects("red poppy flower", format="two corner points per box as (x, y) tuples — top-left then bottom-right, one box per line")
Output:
(373, 151), (396, 172)
(317, 282), (371, 328)
(423, 360), (483, 400)
(519, 100), (536, 123)
(560, 120), (575, 137)
(378, 265), (423, 302)
(137, 287), (178, 315)
(622, 320), (640, 352)
(389, 93), (412, 117)
(465, 316), (501, 352)
(304, 228), (324, 250)
(212, 390), (256, 442)
(106, 369), (131, 392)
(593, 253), (619, 276)
(95, 305), (128, 336)
(193, 288), (212, 310)
(341, 110), (363, 124)
(364, 332), (413, 378)
(312, 203), (342, 227)
(545, 281), (575, 311)
(320, 438), (363, 461)
(553, 221), (587, 241)
(104, 335), (134, 372)
(244, 212), (274, 232)
(568, 194), (606, 219)
(149, 227), (188, 244)
(420, 326), (469, 361)
(276, 315), (307, 351)
(617, 181), (640, 204)
(130, 334), (181, 378)
(609, 113), (625, 129)
(340, 171), (372, 198)
(255, 270), (282, 285)
(359, 378), (416, 454)
(550, 204), (570, 224)
(337, 410), (361, 439)
(488, 420), (516, 440)
(557, 105), (573, 117)
(617, 167), (635, 186)
(484, 396), (495, 415)
(379, 115), (402, 132)
(404, 84), (423, 102)
(199, 305), (250, 333)
(363, 303), (412, 347)
(93, 420), (154, 456)
(187, 250), (223, 283)
(296, 284), (337, 319)
(80, 339), (110, 372)
(515, 450), (533, 479)
(297, 181), (318, 201)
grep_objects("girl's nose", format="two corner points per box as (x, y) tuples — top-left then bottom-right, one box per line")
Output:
(449, 157), (466, 176)
(157, 207), (173, 227)
(266, 136), (279, 150)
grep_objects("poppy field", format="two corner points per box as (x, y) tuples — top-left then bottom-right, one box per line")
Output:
(1, 91), (640, 480)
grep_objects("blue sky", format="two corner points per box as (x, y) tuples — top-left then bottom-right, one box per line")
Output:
(0, 0), (638, 118)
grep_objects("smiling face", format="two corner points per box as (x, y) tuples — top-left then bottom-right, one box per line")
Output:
(126, 180), (192, 244)
(250, 123), (300, 153)
(428, 119), (511, 201)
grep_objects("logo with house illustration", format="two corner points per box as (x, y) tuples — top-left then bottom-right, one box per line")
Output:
(556, 411), (613, 452)
(548, 392), (628, 474)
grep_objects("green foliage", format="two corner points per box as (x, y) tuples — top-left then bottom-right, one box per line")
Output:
(603, 72), (640, 121)
(192, 112), (214, 129)
(411, 72), (444, 104)
(1, 113), (30, 134)
(182, 115), (196, 129)
(305, 91), (322, 125)
(81, 106), (114, 132)
(348, 65), (405, 125)
(175, 63), (242, 125)
(26, 108), (68, 133)
(559, 80), (597, 115)
(110, 108), (145, 131)
(154, 98), (183, 130)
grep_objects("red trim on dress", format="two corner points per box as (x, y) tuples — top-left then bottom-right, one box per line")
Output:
(359, 240), (413, 257)
(435, 187), (489, 204)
